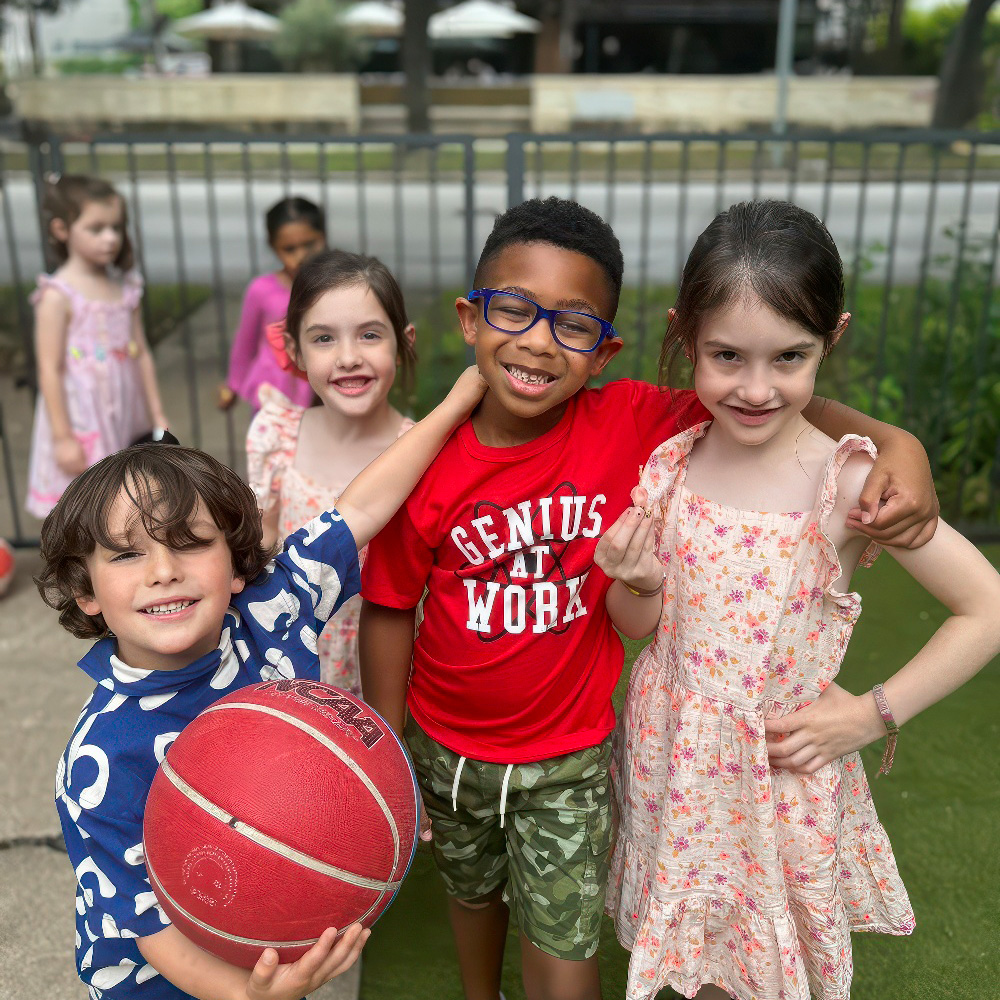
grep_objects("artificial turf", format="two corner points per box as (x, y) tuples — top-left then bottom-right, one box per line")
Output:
(360, 546), (1000, 1000)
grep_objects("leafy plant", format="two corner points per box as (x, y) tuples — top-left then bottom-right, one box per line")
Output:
(816, 229), (999, 524)
(273, 0), (366, 73)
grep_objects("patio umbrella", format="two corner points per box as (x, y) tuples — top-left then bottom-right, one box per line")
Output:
(174, 1), (280, 70)
(428, 0), (541, 40)
(341, 1), (403, 37)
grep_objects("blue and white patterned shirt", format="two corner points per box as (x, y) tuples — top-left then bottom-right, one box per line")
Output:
(55, 512), (360, 999)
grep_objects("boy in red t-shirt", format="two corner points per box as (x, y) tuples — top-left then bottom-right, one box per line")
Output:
(359, 197), (937, 1000)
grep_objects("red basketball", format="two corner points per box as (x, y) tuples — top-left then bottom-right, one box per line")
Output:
(143, 680), (420, 968)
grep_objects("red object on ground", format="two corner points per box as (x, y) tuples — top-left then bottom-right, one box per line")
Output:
(143, 680), (419, 967)
(0, 539), (13, 598)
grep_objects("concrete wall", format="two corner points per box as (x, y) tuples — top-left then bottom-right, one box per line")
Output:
(8, 73), (938, 135)
(531, 75), (938, 132)
(9, 75), (361, 132)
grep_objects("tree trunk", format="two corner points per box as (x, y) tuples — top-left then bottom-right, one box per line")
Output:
(885, 0), (905, 72)
(402, 0), (435, 134)
(932, 0), (998, 127)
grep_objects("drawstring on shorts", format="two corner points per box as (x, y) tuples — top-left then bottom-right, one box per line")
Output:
(449, 757), (516, 828)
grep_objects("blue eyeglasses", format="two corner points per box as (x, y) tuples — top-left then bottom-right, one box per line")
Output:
(468, 289), (618, 354)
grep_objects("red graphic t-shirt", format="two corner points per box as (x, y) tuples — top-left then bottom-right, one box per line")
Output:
(362, 380), (708, 763)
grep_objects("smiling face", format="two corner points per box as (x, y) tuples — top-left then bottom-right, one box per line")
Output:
(76, 488), (245, 671)
(271, 220), (326, 281)
(55, 197), (125, 271)
(457, 242), (621, 444)
(292, 284), (403, 421)
(693, 295), (833, 449)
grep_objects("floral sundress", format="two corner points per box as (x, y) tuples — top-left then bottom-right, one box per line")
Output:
(607, 423), (915, 1000)
(246, 385), (413, 695)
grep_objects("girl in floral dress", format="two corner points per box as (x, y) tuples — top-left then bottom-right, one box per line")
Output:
(595, 200), (1000, 1000)
(27, 175), (167, 518)
(246, 249), (417, 695)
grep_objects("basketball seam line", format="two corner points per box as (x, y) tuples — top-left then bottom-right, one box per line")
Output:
(202, 700), (403, 877)
(145, 857), (326, 949)
(160, 759), (402, 893)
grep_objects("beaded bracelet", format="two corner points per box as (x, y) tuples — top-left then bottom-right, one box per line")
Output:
(622, 574), (666, 599)
(871, 683), (899, 776)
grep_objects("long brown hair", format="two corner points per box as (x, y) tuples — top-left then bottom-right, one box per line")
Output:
(285, 248), (418, 400)
(659, 200), (844, 386)
(43, 174), (135, 272)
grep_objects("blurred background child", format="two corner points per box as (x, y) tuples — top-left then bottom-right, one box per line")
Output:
(26, 174), (167, 519)
(220, 195), (326, 412)
(247, 248), (418, 696)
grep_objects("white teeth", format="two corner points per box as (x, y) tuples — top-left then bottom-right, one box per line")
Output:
(506, 366), (553, 386)
(143, 600), (194, 615)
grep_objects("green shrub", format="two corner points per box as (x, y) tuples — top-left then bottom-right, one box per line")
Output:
(817, 230), (999, 525)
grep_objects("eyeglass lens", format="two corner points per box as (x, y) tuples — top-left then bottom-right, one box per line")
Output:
(485, 293), (604, 351)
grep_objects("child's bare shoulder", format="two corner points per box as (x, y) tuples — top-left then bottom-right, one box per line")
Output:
(833, 449), (875, 515)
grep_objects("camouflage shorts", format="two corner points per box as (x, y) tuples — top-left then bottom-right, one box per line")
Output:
(404, 717), (613, 961)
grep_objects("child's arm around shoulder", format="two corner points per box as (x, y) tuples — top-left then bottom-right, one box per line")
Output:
(766, 455), (1000, 774)
(137, 923), (367, 1000)
(336, 366), (486, 551)
(802, 397), (938, 548)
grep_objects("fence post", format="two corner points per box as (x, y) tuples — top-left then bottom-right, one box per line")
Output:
(506, 134), (526, 209)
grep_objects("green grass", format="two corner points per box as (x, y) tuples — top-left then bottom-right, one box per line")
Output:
(360, 546), (1000, 1000)
(4, 139), (998, 183)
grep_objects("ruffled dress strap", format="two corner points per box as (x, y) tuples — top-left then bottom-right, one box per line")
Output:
(816, 433), (882, 563)
(121, 270), (144, 310)
(30, 272), (78, 308)
(637, 420), (711, 512)
(246, 386), (304, 511)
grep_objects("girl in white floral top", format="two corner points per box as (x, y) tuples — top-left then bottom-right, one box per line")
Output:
(594, 200), (1000, 1000)
(247, 249), (417, 695)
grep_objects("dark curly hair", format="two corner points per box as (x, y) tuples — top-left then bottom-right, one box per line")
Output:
(474, 196), (624, 317)
(36, 445), (271, 640)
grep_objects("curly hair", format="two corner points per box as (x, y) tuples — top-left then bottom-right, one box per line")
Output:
(473, 196), (624, 316)
(36, 445), (271, 640)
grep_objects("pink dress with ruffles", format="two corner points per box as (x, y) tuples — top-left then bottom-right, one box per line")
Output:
(26, 272), (151, 518)
(246, 386), (414, 695)
(607, 424), (915, 1000)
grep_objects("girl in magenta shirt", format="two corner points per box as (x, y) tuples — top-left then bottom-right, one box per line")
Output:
(219, 196), (326, 411)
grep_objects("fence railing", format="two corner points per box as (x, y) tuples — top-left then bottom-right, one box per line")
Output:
(1, 127), (998, 545)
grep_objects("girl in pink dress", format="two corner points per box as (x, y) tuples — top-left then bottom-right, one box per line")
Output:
(219, 196), (326, 411)
(595, 201), (1000, 1000)
(246, 249), (418, 695)
(27, 175), (168, 518)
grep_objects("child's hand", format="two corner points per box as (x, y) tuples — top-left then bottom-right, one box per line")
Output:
(445, 365), (488, 418)
(418, 793), (433, 843)
(594, 506), (662, 594)
(849, 435), (938, 548)
(217, 384), (237, 411)
(246, 924), (369, 1000)
(763, 682), (886, 773)
(54, 435), (88, 476)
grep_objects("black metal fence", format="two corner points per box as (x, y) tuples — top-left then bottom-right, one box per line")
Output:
(1, 127), (998, 545)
